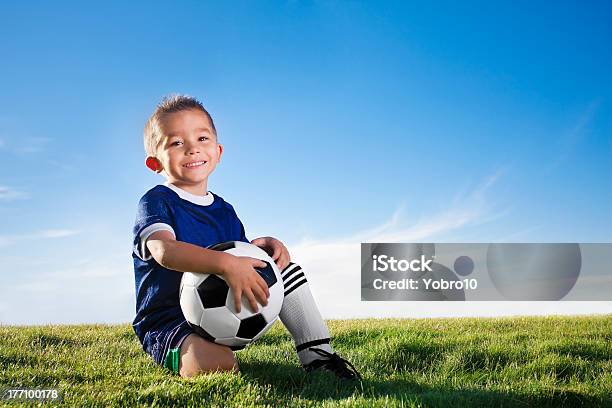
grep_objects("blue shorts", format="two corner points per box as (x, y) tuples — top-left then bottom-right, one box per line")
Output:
(142, 319), (194, 374)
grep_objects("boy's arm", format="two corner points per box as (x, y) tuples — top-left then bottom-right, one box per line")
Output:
(147, 230), (230, 274)
(146, 230), (270, 312)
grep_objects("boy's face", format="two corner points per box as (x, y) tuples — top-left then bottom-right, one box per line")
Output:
(147, 109), (222, 193)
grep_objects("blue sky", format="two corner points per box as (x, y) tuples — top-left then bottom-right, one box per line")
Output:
(1, 1), (610, 324)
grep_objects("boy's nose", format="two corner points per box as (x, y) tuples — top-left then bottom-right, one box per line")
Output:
(185, 144), (200, 154)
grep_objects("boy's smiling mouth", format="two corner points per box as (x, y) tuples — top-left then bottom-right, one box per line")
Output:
(183, 161), (207, 168)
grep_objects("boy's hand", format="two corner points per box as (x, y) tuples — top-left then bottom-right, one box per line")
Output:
(222, 255), (270, 313)
(251, 236), (291, 271)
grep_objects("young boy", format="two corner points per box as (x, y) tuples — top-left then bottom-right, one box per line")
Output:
(132, 94), (360, 379)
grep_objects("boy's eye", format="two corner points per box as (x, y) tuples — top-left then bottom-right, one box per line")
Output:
(199, 136), (209, 142)
(171, 141), (182, 146)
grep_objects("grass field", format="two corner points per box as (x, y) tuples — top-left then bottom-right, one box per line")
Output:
(1, 315), (611, 407)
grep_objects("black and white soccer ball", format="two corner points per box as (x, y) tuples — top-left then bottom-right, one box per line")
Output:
(179, 241), (284, 350)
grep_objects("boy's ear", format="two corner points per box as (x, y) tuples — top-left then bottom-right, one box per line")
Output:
(217, 143), (223, 162)
(145, 156), (162, 173)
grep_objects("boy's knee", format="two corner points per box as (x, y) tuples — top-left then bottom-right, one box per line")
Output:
(204, 348), (238, 373)
(180, 357), (237, 378)
(179, 335), (238, 378)
(284, 262), (307, 277)
(282, 262), (309, 291)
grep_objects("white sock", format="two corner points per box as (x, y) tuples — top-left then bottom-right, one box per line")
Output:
(278, 262), (334, 366)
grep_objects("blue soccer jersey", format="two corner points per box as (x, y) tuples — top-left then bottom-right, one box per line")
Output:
(131, 182), (249, 360)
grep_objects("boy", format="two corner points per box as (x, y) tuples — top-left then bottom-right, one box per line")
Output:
(132, 94), (360, 379)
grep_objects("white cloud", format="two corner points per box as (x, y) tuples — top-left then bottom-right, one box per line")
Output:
(0, 186), (30, 201)
(304, 169), (500, 247)
(14, 137), (51, 154)
(47, 159), (77, 172)
(35, 229), (80, 239)
(0, 229), (79, 248)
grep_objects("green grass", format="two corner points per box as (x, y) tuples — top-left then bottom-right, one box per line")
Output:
(1, 315), (611, 407)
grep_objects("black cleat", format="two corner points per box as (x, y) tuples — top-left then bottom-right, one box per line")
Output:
(303, 348), (362, 380)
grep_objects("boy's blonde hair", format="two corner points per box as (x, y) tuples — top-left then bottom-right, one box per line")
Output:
(143, 94), (217, 157)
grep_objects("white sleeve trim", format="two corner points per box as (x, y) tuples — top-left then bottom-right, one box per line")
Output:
(138, 223), (175, 261)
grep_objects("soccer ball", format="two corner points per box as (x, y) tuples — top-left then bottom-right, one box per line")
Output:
(179, 241), (284, 350)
